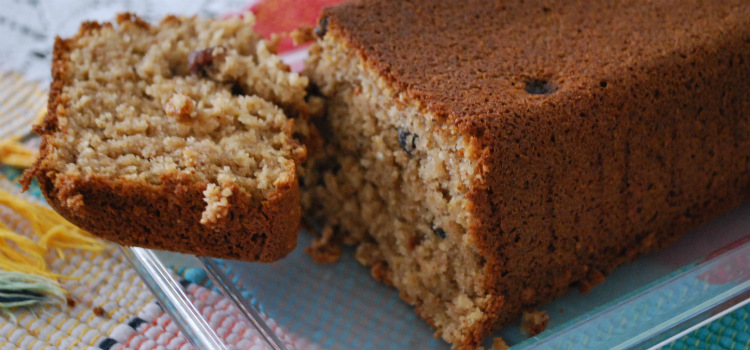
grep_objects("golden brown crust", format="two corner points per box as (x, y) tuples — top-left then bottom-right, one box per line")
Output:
(115, 12), (150, 28)
(290, 26), (316, 46)
(321, 0), (750, 348)
(23, 14), (301, 262)
(21, 35), (69, 190)
(34, 169), (299, 262)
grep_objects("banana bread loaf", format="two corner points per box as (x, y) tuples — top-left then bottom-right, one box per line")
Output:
(22, 13), (312, 262)
(304, 0), (750, 348)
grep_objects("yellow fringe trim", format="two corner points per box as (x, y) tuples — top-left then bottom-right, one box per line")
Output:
(0, 106), (44, 169)
(0, 138), (37, 169)
(0, 188), (105, 280)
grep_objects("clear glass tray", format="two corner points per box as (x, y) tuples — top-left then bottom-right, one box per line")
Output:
(128, 200), (750, 350)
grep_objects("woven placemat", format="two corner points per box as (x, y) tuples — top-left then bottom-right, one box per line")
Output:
(0, 169), (308, 350)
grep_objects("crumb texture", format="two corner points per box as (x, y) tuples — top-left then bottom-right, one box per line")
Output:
(521, 311), (550, 337)
(305, 33), (493, 348)
(50, 15), (306, 203)
(27, 14), (309, 261)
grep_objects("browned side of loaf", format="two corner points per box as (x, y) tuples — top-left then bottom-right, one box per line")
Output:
(34, 170), (300, 262)
(321, 0), (750, 348)
(22, 15), (300, 262)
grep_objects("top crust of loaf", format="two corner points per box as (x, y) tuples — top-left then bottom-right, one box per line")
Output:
(319, 0), (750, 348)
(319, 0), (750, 125)
(23, 13), (308, 262)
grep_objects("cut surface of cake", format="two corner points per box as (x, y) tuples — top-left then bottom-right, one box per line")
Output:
(23, 13), (311, 262)
(304, 0), (750, 348)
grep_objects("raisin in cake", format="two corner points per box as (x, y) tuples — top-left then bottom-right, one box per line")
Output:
(304, 0), (750, 348)
(22, 13), (313, 262)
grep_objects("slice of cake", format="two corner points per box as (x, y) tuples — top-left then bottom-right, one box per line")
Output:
(22, 13), (312, 262)
(304, 0), (750, 348)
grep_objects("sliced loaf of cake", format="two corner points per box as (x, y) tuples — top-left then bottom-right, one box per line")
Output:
(22, 13), (311, 262)
(304, 0), (750, 348)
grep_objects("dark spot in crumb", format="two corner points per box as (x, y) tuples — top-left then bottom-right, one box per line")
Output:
(431, 225), (447, 239)
(542, 6), (551, 12)
(93, 306), (106, 317)
(398, 128), (418, 155)
(313, 155), (341, 187)
(600, 81), (608, 88)
(314, 17), (328, 38)
(32, 51), (46, 58)
(230, 81), (245, 96)
(188, 46), (226, 76)
(66, 297), (76, 308)
(525, 80), (555, 95)
(407, 236), (420, 251)
(316, 155), (341, 175)
(306, 82), (323, 99)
